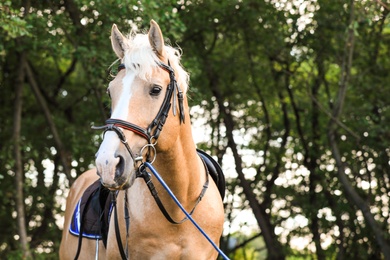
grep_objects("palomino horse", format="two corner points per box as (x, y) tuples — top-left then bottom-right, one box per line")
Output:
(60, 20), (225, 259)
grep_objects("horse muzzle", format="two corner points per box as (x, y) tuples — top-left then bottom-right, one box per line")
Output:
(95, 132), (136, 190)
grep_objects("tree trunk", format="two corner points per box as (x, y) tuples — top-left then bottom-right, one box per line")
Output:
(24, 62), (73, 183)
(209, 78), (285, 259)
(327, 1), (390, 258)
(13, 51), (32, 259)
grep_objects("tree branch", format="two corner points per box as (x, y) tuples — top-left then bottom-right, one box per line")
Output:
(24, 61), (73, 184)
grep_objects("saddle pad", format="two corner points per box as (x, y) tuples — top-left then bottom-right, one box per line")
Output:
(69, 180), (113, 241)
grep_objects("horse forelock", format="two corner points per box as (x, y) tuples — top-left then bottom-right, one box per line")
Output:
(122, 33), (189, 93)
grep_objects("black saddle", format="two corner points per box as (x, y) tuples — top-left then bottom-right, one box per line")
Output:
(197, 149), (226, 199)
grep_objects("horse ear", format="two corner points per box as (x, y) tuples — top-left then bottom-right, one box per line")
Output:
(111, 24), (128, 59)
(148, 20), (165, 59)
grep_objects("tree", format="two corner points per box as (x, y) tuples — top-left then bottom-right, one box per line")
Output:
(0, 0), (389, 259)
(178, 0), (390, 258)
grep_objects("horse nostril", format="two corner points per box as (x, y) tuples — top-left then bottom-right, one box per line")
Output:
(115, 156), (125, 178)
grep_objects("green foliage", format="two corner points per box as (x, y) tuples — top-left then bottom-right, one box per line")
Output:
(0, 1), (31, 57)
(0, 1), (31, 37)
(1, 0), (389, 259)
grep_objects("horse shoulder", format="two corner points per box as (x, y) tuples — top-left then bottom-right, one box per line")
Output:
(193, 180), (225, 257)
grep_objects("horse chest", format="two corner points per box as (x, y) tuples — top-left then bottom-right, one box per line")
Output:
(107, 195), (214, 258)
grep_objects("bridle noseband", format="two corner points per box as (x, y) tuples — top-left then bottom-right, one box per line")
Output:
(92, 60), (185, 166)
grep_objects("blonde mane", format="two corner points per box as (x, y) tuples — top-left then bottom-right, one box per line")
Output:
(122, 32), (189, 93)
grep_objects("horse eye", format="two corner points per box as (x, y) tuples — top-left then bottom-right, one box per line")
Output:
(150, 85), (162, 96)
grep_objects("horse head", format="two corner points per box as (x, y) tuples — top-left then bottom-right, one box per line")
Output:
(95, 20), (189, 190)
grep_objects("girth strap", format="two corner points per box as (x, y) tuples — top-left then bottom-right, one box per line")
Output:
(112, 191), (128, 259)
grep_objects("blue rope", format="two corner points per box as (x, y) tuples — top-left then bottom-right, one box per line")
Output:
(144, 162), (230, 260)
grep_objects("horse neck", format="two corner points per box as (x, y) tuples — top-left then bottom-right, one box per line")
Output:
(152, 110), (203, 203)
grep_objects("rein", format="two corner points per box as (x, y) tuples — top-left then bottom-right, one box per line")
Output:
(144, 162), (230, 260)
(136, 157), (209, 225)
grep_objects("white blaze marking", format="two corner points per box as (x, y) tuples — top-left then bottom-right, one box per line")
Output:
(111, 71), (135, 120)
(95, 71), (136, 181)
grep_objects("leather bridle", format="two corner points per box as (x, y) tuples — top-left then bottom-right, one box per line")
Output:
(92, 60), (185, 166)
(87, 60), (210, 260)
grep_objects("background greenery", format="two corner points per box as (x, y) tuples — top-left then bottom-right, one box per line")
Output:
(1, 0), (389, 259)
